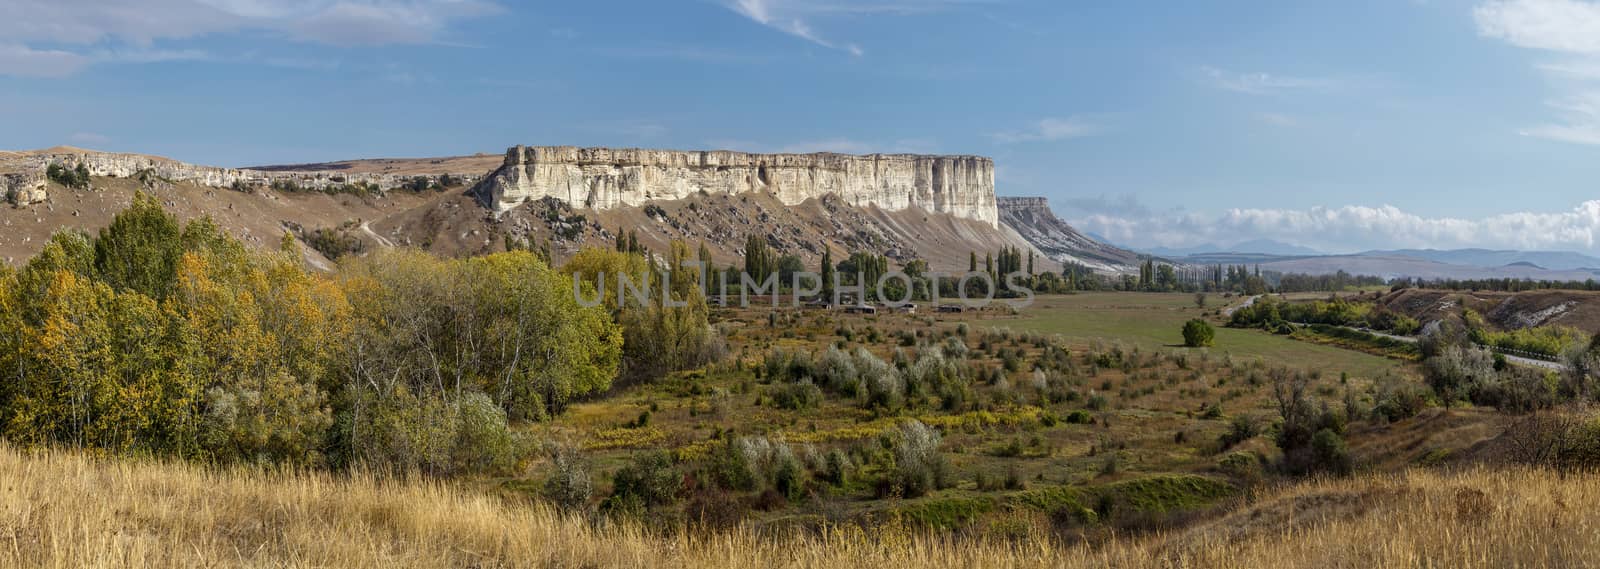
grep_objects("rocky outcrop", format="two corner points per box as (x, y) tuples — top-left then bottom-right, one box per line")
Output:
(0, 148), (485, 203)
(2, 171), (46, 205)
(473, 145), (998, 227)
(997, 196), (1139, 273)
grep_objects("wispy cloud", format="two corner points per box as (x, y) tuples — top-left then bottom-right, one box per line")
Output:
(596, 45), (776, 64)
(1063, 195), (1600, 253)
(1475, 0), (1600, 145)
(1256, 112), (1301, 128)
(0, 0), (498, 77)
(1198, 66), (1340, 95)
(1520, 93), (1600, 144)
(990, 117), (1102, 144)
(68, 132), (111, 145)
(727, 0), (863, 56)
(721, 0), (982, 57)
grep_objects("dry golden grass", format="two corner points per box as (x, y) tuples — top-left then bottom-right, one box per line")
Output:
(3, 443), (1599, 568)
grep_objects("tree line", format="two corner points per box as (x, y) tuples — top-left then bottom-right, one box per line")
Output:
(0, 193), (728, 475)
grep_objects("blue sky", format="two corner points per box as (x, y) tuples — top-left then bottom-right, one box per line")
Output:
(4, 0), (1600, 254)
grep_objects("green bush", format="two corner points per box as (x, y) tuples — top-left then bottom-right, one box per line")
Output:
(603, 451), (680, 514)
(1182, 319), (1215, 348)
(768, 381), (823, 410)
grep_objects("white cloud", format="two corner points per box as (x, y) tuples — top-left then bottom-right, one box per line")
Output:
(1475, 0), (1600, 145)
(727, 0), (863, 55)
(1520, 93), (1600, 144)
(68, 132), (111, 145)
(1198, 65), (1339, 95)
(0, 0), (496, 77)
(1256, 112), (1300, 127)
(990, 117), (1101, 144)
(722, 0), (980, 56)
(1475, 0), (1600, 54)
(0, 44), (90, 77)
(1063, 196), (1600, 253)
(1537, 60), (1600, 79)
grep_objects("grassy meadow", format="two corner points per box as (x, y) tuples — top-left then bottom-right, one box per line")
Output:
(4, 444), (1597, 568)
(1001, 292), (1409, 379)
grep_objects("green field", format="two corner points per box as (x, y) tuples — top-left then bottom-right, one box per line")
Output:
(993, 292), (1414, 381)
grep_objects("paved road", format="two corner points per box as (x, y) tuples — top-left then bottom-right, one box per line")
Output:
(1308, 323), (1567, 372)
(1223, 294), (1261, 317)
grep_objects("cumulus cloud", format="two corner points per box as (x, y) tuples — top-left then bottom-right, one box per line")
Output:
(1062, 196), (1600, 254)
(990, 117), (1101, 144)
(0, 0), (496, 77)
(1475, 0), (1600, 54)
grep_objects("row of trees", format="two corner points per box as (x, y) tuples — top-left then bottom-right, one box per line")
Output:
(1394, 277), (1600, 293)
(0, 193), (625, 473)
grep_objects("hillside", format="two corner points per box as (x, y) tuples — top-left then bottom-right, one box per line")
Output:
(996, 196), (1139, 273)
(1377, 288), (1600, 334)
(1, 147), (1043, 272)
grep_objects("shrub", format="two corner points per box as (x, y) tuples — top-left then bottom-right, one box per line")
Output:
(543, 444), (592, 512)
(1217, 415), (1258, 450)
(1182, 319), (1215, 348)
(886, 421), (947, 498)
(451, 392), (523, 474)
(1310, 428), (1352, 475)
(769, 381), (823, 410)
(603, 451), (680, 514)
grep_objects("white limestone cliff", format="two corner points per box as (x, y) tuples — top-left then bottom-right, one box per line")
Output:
(473, 146), (999, 227)
(0, 149), (484, 204)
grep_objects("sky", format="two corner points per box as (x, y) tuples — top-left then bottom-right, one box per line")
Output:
(3, 0), (1600, 255)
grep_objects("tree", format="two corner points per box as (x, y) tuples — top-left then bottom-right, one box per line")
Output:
(743, 235), (774, 284)
(1182, 319), (1215, 347)
(94, 192), (182, 300)
(1194, 292), (1208, 309)
(820, 248), (835, 301)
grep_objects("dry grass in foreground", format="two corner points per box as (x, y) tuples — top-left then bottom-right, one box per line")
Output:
(1, 445), (1598, 568)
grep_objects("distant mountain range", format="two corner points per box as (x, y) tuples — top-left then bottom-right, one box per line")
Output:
(1144, 239), (1324, 258)
(1356, 249), (1600, 271)
(1167, 250), (1600, 282)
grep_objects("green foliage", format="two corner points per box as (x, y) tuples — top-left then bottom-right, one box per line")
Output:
(0, 196), (619, 477)
(604, 451), (681, 513)
(1182, 319), (1215, 348)
(768, 381), (823, 410)
(46, 163), (90, 189)
(94, 192), (182, 300)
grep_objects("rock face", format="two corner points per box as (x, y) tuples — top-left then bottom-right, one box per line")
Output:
(1, 171), (46, 205)
(473, 145), (999, 227)
(997, 196), (1139, 273)
(0, 148), (485, 204)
